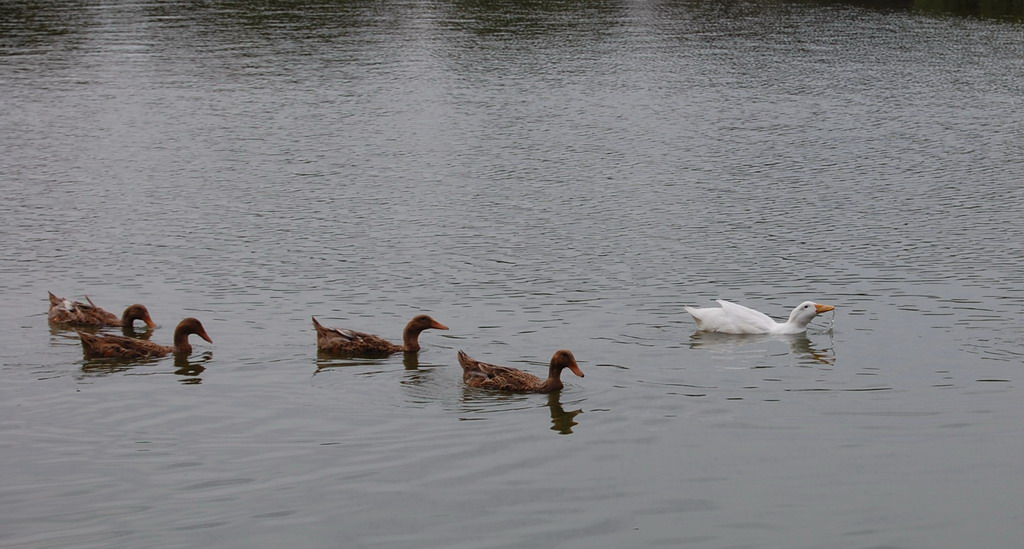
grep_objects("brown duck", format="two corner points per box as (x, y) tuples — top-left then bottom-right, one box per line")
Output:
(458, 349), (584, 393)
(48, 291), (156, 329)
(312, 314), (448, 355)
(79, 317), (212, 359)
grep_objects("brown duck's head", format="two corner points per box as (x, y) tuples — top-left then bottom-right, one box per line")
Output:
(123, 304), (157, 328)
(551, 349), (584, 378)
(176, 317), (213, 344)
(407, 315), (449, 332)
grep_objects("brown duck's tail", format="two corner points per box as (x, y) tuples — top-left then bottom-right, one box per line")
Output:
(77, 331), (99, 356)
(312, 316), (338, 339)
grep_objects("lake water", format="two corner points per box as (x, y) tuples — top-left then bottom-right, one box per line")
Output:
(1, 1), (1022, 548)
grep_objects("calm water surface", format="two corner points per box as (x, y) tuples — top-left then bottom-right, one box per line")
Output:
(1, 1), (1022, 548)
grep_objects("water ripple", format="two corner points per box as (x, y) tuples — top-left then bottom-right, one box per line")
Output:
(0, 2), (1021, 549)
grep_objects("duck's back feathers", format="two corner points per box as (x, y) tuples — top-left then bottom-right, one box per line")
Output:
(312, 315), (447, 355)
(48, 292), (155, 328)
(684, 300), (780, 334)
(78, 317), (211, 359)
(458, 350), (546, 391)
(48, 292), (119, 326)
(79, 331), (172, 359)
(716, 299), (775, 325)
(458, 349), (583, 393)
(312, 316), (403, 355)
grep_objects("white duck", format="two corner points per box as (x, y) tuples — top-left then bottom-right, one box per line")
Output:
(684, 299), (835, 335)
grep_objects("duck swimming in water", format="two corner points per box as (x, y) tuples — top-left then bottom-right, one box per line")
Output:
(458, 349), (584, 393)
(312, 314), (448, 355)
(684, 299), (835, 335)
(48, 291), (156, 329)
(78, 317), (212, 359)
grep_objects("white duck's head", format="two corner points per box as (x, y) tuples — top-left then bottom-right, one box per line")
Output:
(787, 301), (835, 328)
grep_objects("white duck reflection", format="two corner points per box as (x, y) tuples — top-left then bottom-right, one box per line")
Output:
(688, 331), (835, 366)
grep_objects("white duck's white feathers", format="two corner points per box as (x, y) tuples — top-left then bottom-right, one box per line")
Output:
(684, 299), (835, 335)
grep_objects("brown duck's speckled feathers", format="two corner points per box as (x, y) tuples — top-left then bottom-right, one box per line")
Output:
(48, 291), (156, 329)
(458, 349), (584, 393)
(312, 315), (448, 355)
(79, 317), (212, 359)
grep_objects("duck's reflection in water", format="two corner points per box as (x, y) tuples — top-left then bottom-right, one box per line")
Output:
(458, 386), (585, 435)
(314, 352), (392, 372)
(547, 391), (583, 435)
(688, 331), (835, 366)
(121, 324), (155, 340)
(174, 352), (212, 383)
(78, 351), (212, 382)
(402, 353), (420, 370)
(80, 356), (158, 376)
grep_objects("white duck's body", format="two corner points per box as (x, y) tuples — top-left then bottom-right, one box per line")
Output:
(684, 300), (835, 335)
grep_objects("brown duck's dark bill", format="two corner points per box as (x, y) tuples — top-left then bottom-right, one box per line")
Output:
(199, 331), (213, 344)
(431, 320), (449, 330)
(569, 362), (584, 378)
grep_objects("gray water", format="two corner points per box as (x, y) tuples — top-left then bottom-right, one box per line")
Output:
(1, 1), (1022, 548)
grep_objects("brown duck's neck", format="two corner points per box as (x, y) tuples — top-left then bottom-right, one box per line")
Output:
(541, 366), (565, 392)
(173, 329), (193, 355)
(402, 328), (423, 352)
(119, 310), (135, 327)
